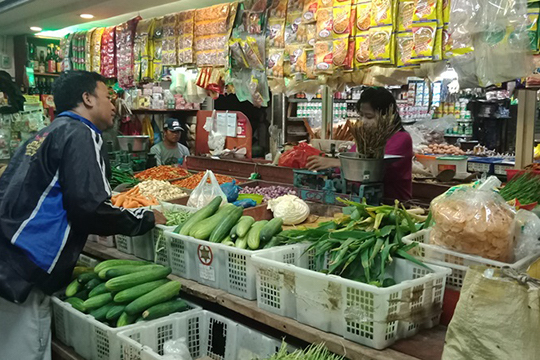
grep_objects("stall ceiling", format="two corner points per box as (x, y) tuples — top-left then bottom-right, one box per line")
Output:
(0, 0), (230, 36)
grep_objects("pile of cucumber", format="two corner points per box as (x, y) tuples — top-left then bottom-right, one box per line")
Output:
(64, 260), (188, 327)
(173, 197), (284, 250)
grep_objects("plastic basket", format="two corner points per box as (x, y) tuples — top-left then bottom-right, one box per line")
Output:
(402, 229), (540, 290)
(51, 294), (201, 360)
(153, 225), (176, 266)
(78, 253), (100, 268)
(494, 161), (514, 175)
(117, 310), (289, 360)
(252, 244), (451, 350)
(116, 234), (134, 255)
(165, 232), (294, 300)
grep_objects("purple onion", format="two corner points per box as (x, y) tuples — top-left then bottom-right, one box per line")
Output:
(239, 185), (297, 201)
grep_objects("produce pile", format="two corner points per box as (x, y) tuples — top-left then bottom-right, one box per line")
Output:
(265, 342), (343, 360)
(112, 187), (159, 208)
(64, 261), (187, 327)
(273, 199), (429, 287)
(239, 185), (297, 201)
(137, 180), (187, 201)
(172, 172), (237, 189)
(135, 166), (190, 181)
(110, 168), (139, 189)
(163, 208), (192, 227)
(525, 163), (540, 171)
(173, 197), (284, 250)
(422, 143), (465, 155)
(500, 172), (540, 206)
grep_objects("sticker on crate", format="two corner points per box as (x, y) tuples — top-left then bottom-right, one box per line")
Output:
(197, 244), (216, 281)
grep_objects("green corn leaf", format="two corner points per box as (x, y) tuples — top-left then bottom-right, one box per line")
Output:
(396, 248), (432, 270)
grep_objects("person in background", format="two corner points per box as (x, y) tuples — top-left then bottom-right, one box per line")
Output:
(0, 71), (166, 360)
(307, 87), (413, 201)
(149, 118), (190, 166)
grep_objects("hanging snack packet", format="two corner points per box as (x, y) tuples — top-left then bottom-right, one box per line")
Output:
(354, 32), (370, 66)
(527, 3), (539, 52)
(398, 0), (415, 31)
(433, 25), (443, 60)
(355, 1), (371, 32)
(305, 23), (318, 46)
(343, 36), (355, 69)
(371, 0), (393, 26)
(369, 26), (393, 63)
(442, 0), (450, 24)
(314, 40), (334, 72)
(267, 49), (285, 78)
(288, 44), (308, 73)
(85, 29), (95, 71)
(230, 38), (249, 67)
(303, 0), (318, 23)
(332, 36), (349, 66)
(396, 31), (415, 67)
(91, 28), (105, 74)
(285, 11), (303, 44)
(305, 49), (317, 78)
(412, 21), (437, 61)
(244, 37), (265, 70)
(319, 0), (334, 9)
(414, 0), (437, 22)
(268, 0), (288, 17)
(333, 5), (353, 37)
(268, 18), (286, 48)
(316, 7), (334, 40)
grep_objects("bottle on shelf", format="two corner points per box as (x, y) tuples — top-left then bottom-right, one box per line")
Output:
(55, 46), (62, 73)
(38, 50), (46, 73)
(46, 45), (56, 73)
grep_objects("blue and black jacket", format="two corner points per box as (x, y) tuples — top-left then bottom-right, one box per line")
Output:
(0, 112), (155, 303)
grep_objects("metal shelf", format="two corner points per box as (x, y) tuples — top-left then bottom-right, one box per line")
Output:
(288, 98), (322, 102)
(444, 134), (473, 138)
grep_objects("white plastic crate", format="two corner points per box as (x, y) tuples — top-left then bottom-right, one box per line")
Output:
(494, 162), (514, 175)
(116, 234), (134, 255)
(402, 228), (540, 290)
(165, 231), (294, 300)
(252, 244), (451, 350)
(153, 225), (176, 266)
(118, 310), (289, 360)
(52, 294), (201, 360)
(78, 254), (100, 268)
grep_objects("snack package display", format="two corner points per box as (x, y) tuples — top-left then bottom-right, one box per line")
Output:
(285, 11), (304, 44)
(412, 21), (437, 61)
(91, 28), (104, 74)
(116, 17), (141, 89)
(267, 18), (286, 48)
(244, 36), (265, 70)
(305, 49), (317, 77)
(315, 40), (334, 71)
(527, 2), (539, 52)
(133, 19), (154, 81)
(344, 36), (355, 69)
(371, 0), (393, 26)
(303, 0), (318, 23)
(288, 44), (308, 73)
(332, 36), (349, 66)
(151, 17), (163, 80)
(85, 29), (95, 71)
(194, 3), (231, 66)
(430, 185), (516, 262)
(101, 26), (117, 78)
(268, 0), (288, 17)
(354, 32), (370, 66)
(319, 0), (334, 9)
(230, 38), (249, 67)
(355, 1), (372, 32)
(414, 0), (437, 21)
(267, 49), (285, 77)
(316, 6), (334, 40)
(396, 31), (415, 66)
(369, 26), (393, 63)
(178, 10), (195, 65)
(398, 0), (415, 31)
(333, 4), (353, 36)
(162, 14), (178, 66)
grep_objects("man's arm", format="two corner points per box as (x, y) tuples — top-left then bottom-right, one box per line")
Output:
(59, 126), (155, 236)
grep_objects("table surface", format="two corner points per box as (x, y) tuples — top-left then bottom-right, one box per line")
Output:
(55, 241), (446, 360)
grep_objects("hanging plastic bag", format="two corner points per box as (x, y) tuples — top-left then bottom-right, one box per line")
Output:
(187, 170), (228, 208)
(278, 142), (322, 169)
(443, 266), (540, 360)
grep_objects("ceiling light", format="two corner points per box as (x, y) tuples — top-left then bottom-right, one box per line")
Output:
(30, 26), (42, 32)
(80, 14), (94, 19)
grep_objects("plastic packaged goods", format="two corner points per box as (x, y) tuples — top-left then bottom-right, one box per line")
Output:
(396, 31), (415, 67)
(354, 31), (370, 67)
(101, 26), (117, 78)
(288, 44), (307, 73)
(194, 3), (232, 66)
(355, 1), (371, 32)
(397, 0), (415, 31)
(91, 28), (105, 74)
(412, 20), (437, 61)
(430, 185), (515, 262)
(369, 25), (393, 64)
(333, 4), (352, 37)
(133, 19), (154, 82)
(316, 6), (333, 40)
(332, 36), (349, 67)
(85, 29), (95, 71)
(370, 0), (393, 26)
(187, 170), (228, 208)
(315, 40), (334, 72)
(116, 17), (141, 88)
(151, 17), (163, 81)
(161, 14), (178, 66)
(267, 18), (286, 48)
(177, 10), (194, 65)
(303, 0), (318, 23)
(267, 49), (285, 78)
(243, 36), (265, 70)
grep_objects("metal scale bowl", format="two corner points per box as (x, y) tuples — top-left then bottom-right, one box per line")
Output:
(116, 136), (150, 172)
(293, 154), (402, 205)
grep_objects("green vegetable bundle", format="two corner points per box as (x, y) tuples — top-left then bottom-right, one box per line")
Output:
(64, 260), (189, 327)
(111, 168), (140, 189)
(500, 172), (540, 205)
(265, 342), (343, 360)
(275, 199), (431, 287)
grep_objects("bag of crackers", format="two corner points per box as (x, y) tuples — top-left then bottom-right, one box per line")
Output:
(430, 179), (516, 262)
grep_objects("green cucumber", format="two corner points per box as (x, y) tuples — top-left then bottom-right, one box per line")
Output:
(106, 266), (172, 292)
(125, 281), (181, 315)
(65, 297), (86, 313)
(236, 216), (255, 238)
(94, 260), (150, 274)
(246, 220), (268, 250)
(189, 204), (236, 240)
(85, 278), (102, 291)
(83, 293), (113, 311)
(229, 224), (238, 240)
(104, 264), (164, 279)
(135, 316), (145, 323)
(66, 279), (82, 297)
(77, 272), (99, 284)
(209, 206), (243, 243)
(90, 302), (115, 321)
(88, 283), (108, 298)
(117, 312), (139, 327)
(178, 197), (222, 236)
(73, 289), (90, 300)
(105, 304), (126, 321)
(142, 299), (188, 320)
(113, 279), (170, 303)
(235, 236), (247, 249)
(260, 217), (284, 242)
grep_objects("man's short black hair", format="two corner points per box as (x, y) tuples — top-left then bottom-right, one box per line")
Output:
(53, 71), (107, 114)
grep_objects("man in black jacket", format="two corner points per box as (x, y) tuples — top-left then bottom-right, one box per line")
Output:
(0, 71), (165, 360)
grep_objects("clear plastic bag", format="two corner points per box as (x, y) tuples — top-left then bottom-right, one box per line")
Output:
(163, 337), (193, 360)
(430, 185), (515, 262)
(513, 209), (540, 261)
(187, 170), (228, 208)
(404, 115), (457, 152)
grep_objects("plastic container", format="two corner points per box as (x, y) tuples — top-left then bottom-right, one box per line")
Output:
(436, 155), (468, 174)
(402, 229), (540, 290)
(165, 231), (294, 300)
(52, 295), (201, 360)
(117, 310), (292, 360)
(416, 154), (437, 176)
(494, 160), (515, 175)
(252, 244), (451, 350)
(467, 157), (501, 174)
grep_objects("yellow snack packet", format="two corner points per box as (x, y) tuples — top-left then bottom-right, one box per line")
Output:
(267, 49), (285, 78)
(396, 31), (415, 67)
(288, 44), (308, 73)
(306, 49), (317, 78)
(369, 26), (393, 63)
(332, 36), (349, 66)
(355, 1), (372, 31)
(412, 21), (437, 60)
(354, 32), (370, 67)
(414, 0), (437, 22)
(319, 0), (334, 9)
(334, 0), (351, 5)
(433, 26), (443, 60)
(315, 40), (334, 72)
(333, 5), (353, 37)
(443, 0), (450, 24)
(268, 18), (286, 48)
(371, 0), (393, 27)
(316, 7), (334, 40)
(303, 0), (318, 23)
(398, 0), (415, 31)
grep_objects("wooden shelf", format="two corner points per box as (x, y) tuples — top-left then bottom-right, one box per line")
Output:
(34, 72), (60, 77)
(81, 241), (446, 360)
